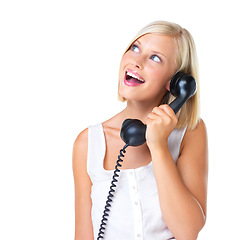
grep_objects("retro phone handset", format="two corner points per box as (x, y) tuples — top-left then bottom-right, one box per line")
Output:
(97, 72), (196, 239)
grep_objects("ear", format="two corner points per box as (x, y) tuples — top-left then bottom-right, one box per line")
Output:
(165, 80), (170, 91)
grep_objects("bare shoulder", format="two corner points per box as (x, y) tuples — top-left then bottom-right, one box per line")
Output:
(186, 119), (207, 139)
(73, 128), (89, 166)
(178, 118), (208, 182)
(179, 119), (208, 166)
(74, 128), (88, 150)
(181, 119), (207, 152)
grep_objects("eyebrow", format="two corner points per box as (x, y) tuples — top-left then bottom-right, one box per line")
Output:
(135, 40), (167, 59)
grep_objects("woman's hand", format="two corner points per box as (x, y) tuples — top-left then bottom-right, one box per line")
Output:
(146, 104), (178, 150)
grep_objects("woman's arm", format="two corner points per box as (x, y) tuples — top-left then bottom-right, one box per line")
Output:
(146, 105), (208, 240)
(72, 128), (94, 240)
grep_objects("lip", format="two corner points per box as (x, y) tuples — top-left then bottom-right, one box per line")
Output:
(124, 69), (145, 87)
(126, 69), (145, 81)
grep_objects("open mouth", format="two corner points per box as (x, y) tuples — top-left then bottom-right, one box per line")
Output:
(125, 70), (145, 86)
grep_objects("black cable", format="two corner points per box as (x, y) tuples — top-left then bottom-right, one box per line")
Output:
(97, 143), (129, 240)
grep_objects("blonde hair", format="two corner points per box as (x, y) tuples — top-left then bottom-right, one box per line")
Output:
(118, 20), (200, 130)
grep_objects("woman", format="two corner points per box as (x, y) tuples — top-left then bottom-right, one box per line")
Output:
(73, 21), (208, 240)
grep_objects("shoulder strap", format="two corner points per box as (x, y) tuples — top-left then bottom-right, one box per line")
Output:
(87, 123), (106, 182)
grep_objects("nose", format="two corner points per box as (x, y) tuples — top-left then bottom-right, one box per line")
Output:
(131, 55), (144, 69)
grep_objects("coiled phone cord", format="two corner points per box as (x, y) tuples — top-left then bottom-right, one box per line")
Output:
(97, 143), (129, 240)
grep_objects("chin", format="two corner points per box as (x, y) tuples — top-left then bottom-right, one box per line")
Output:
(120, 93), (146, 102)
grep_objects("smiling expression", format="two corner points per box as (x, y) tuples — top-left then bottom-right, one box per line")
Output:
(119, 33), (178, 104)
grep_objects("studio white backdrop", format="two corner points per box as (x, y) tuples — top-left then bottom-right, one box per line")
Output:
(0, 0), (235, 239)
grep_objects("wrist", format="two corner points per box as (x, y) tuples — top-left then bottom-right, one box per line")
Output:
(148, 140), (169, 156)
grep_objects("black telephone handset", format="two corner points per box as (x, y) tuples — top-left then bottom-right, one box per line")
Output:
(120, 72), (197, 147)
(97, 72), (196, 239)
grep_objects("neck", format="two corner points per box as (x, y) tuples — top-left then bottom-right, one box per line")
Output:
(121, 99), (162, 124)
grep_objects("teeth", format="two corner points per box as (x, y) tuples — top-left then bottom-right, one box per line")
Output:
(126, 71), (145, 82)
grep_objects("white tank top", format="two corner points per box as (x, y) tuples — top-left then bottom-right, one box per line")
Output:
(87, 123), (187, 240)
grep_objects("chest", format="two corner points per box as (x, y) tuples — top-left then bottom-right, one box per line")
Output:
(103, 136), (152, 171)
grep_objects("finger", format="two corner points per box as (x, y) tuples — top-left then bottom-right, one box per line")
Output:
(147, 112), (160, 120)
(159, 104), (176, 117)
(159, 104), (178, 124)
(146, 118), (152, 125)
(152, 105), (175, 124)
(151, 106), (166, 117)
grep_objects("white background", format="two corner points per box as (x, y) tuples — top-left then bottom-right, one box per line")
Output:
(0, 0), (235, 239)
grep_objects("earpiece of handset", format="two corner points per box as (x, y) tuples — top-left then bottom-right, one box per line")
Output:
(169, 72), (197, 114)
(120, 72), (197, 146)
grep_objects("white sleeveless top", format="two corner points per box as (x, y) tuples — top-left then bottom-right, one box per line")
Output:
(87, 123), (187, 240)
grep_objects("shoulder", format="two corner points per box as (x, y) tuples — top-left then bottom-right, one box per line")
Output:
(74, 128), (88, 150)
(189, 118), (207, 135)
(73, 128), (89, 167)
(183, 119), (207, 148)
(178, 119), (207, 156)
(179, 118), (208, 164)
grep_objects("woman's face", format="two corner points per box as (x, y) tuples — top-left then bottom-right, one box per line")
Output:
(119, 33), (177, 104)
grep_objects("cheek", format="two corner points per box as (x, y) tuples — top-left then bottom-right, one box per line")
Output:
(148, 67), (168, 86)
(119, 55), (127, 76)
(120, 53), (129, 68)
(145, 68), (170, 95)
(119, 53), (130, 82)
(148, 62), (174, 83)
(146, 82), (164, 97)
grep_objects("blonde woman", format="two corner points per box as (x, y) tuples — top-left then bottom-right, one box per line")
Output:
(73, 21), (208, 240)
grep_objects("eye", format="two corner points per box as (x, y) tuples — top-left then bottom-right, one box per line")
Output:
(130, 44), (140, 53)
(151, 55), (161, 63)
